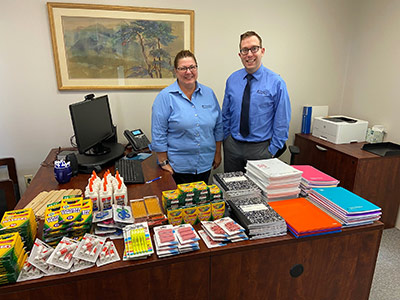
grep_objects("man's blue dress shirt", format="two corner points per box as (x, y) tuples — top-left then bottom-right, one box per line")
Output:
(222, 64), (291, 156)
(151, 81), (223, 174)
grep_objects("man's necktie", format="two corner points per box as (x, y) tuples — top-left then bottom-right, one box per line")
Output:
(240, 73), (253, 137)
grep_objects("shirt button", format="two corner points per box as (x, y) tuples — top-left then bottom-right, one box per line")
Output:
(192, 105), (195, 108)
(196, 124), (199, 127)
(195, 114), (198, 117)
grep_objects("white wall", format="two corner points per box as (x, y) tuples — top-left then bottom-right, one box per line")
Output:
(342, 0), (400, 228)
(1, 0), (399, 227)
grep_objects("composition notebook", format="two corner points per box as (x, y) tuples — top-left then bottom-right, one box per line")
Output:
(269, 197), (342, 238)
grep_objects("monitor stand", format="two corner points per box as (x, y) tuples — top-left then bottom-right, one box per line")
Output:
(76, 142), (125, 174)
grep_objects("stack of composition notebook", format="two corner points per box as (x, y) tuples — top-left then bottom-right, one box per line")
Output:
(213, 171), (261, 199)
(308, 187), (382, 227)
(245, 158), (302, 200)
(227, 195), (287, 240)
(291, 165), (339, 196)
(269, 197), (342, 238)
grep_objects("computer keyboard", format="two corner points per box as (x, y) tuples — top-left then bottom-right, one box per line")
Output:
(115, 158), (145, 184)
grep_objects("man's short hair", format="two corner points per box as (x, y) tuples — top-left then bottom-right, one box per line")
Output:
(174, 50), (197, 68)
(240, 31), (263, 49)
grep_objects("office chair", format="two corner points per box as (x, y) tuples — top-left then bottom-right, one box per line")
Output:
(0, 158), (20, 219)
(274, 144), (300, 165)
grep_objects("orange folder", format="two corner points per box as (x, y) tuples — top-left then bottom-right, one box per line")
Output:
(269, 197), (341, 235)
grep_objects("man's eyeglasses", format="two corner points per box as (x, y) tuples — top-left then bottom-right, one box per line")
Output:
(239, 46), (261, 55)
(176, 65), (198, 72)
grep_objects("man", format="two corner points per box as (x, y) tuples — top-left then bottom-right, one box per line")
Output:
(222, 31), (291, 172)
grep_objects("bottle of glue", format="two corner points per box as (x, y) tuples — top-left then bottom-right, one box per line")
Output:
(99, 177), (113, 210)
(85, 178), (100, 211)
(113, 173), (128, 206)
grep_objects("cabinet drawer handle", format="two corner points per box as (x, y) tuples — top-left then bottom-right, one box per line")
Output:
(316, 145), (327, 151)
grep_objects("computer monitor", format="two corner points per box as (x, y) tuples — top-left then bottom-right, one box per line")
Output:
(69, 95), (124, 173)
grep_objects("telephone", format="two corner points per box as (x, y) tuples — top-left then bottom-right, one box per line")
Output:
(123, 129), (151, 151)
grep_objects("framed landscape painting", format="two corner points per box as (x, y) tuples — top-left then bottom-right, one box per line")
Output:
(47, 2), (194, 90)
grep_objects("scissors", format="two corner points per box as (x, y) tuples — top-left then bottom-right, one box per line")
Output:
(117, 207), (131, 220)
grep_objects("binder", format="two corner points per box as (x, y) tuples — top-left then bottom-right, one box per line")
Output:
(301, 105), (329, 134)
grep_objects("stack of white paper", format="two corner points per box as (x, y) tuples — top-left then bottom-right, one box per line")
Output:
(245, 158), (302, 200)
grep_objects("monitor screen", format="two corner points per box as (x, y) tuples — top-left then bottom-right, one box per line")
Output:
(69, 95), (115, 155)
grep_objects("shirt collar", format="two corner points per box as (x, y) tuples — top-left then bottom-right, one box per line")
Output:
(243, 64), (263, 81)
(170, 80), (202, 96)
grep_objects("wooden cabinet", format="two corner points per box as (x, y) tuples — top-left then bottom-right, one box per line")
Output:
(293, 133), (400, 228)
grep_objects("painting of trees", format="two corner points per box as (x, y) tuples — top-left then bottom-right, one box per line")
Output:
(62, 17), (183, 79)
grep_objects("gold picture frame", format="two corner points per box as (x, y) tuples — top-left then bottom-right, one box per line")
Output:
(47, 2), (194, 90)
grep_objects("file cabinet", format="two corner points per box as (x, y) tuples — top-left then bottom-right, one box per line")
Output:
(293, 133), (400, 228)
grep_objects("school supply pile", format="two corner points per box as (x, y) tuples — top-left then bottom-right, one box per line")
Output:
(153, 224), (200, 258)
(93, 204), (135, 240)
(26, 235), (120, 278)
(122, 222), (154, 260)
(199, 216), (248, 248)
(269, 197), (342, 238)
(308, 187), (382, 227)
(245, 158), (302, 200)
(213, 172), (261, 199)
(291, 165), (339, 196)
(85, 170), (128, 212)
(0, 208), (37, 251)
(0, 232), (27, 285)
(130, 195), (166, 227)
(23, 189), (82, 220)
(162, 182), (225, 226)
(227, 195), (287, 240)
(42, 196), (92, 247)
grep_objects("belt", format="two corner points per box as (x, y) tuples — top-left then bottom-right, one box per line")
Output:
(231, 136), (270, 145)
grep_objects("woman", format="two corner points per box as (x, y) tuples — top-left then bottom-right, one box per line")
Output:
(151, 50), (223, 184)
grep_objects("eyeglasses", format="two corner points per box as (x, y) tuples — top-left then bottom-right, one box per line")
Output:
(176, 65), (198, 72)
(239, 46), (261, 55)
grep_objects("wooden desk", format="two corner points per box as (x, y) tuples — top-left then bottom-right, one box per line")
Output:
(293, 133), (400, 228)
(0, 149), (384, 300)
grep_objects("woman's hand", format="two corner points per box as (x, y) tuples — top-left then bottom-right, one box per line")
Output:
(213, 151), (222, 169)
(161, 164), (174, 174)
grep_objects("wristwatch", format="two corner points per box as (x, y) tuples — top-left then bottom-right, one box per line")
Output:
(159, 159), (169, 167)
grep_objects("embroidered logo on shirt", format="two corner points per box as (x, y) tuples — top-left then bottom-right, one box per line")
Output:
(256, 90), (270, 96)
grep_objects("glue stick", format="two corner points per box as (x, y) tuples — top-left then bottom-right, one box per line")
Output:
(113, 176), (128, 206)
(99, 179), (113, 210)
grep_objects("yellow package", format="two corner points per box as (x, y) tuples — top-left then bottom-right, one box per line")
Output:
(182, 206), (198, 225)
(0, 232), (23, 266)
(144, 196), (163, 217)
(44, 202), (64, 232)
(208, 184), (223, 201)
(59, 197), (83, 224)
(211, 200), (225, 220)
(0, 208), (36, 235)
(162, 189), (181, 209)
(197, 203), (212, 222)
(192, 181), (209, 197)
(73, 199), (93, 226)
(167, 207), (184, 226)
(130, 198), (148, 219)
(177, 183), (195, 199)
